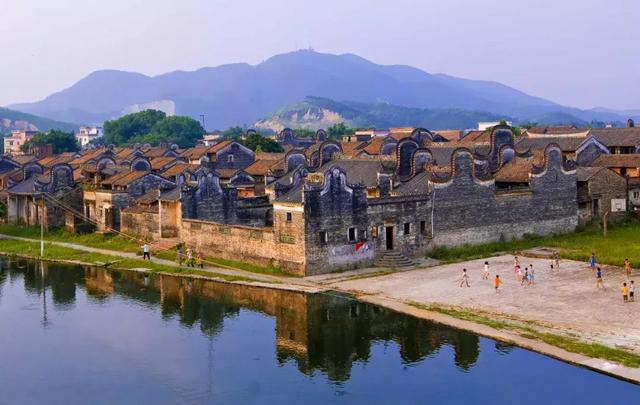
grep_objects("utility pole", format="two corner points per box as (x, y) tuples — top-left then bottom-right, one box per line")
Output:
(200, 114), (206, 131)
(40, 194), (44, 257)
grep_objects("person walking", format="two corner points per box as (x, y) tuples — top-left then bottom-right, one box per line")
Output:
(596, 267), (605, 290)
(521, 267), (529, 286)
(622, 283), (629, 303)
(528, 265), (535, 285)
(589, 253), (596, 270)
(187, 247), (194, 267)
(197, 250), (204, 269)
(516, 265), (523, 282)
(459, 268), (470, 287)
(630, 280), (635, 302)
(494, 275), (502, 294)
(482, 261), (490, 280)
(554, 253), (560, 271)
(624, 258), (632, 280)
(176, 244), (184, 266)
(142, 243), (150, 260)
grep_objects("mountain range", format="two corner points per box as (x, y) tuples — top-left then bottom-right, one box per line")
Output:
(7, 50), (638, 130)
(0, 107), (78, 135)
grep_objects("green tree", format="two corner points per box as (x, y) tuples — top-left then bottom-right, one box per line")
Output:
(293, 128), (315, 138)
(326, 122), (354, 138)
(21, 130), (80, 154)
(242, 132), (283, 153)
(134, 116), (205, 148)
(221, 126), (245, 140)
(103, 109), (166, 145)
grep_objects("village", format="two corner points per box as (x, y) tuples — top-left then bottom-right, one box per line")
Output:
(1, 121), (639, 276)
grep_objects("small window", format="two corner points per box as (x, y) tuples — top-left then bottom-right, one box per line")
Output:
(420, 220), (426, 235)
(348, 227), (356, 242)
(319, 231), (328, 244)
(286, 212), (292, 222)
(361, 229), (368, 240)
(371, 226), (379, 238)
(634, 192), (640, 199)
(404, 222), (411, 235)
(227, 155), (235, 163)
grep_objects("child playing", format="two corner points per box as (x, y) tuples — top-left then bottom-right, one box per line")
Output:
(494, 275), (502, 293)
(596, 267), (604, 290)
(459, 268), (470, 287)
(624, 259), (632, 280)
(630, 281), (635, 302)
(482, 261), (490, 280)
(622, 282), (629, 303)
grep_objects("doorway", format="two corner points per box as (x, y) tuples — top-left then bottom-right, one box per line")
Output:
(385, 226), (394, 250)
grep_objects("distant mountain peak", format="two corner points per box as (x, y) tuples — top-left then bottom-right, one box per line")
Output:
(7, 50), (635, 129)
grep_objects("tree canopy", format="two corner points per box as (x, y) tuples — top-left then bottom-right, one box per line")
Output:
(241, 133), (283, 153)
(21, 130), (79, 154)
(326, 122), (354, 138)
(103, 110), (205, 147)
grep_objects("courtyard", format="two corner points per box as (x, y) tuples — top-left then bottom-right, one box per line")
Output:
(331, 253), (640, 354)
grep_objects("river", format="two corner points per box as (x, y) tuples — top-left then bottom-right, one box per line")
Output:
(0, 258), (637, 404)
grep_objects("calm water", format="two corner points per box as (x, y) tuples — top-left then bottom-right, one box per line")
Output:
(0, 259), (637, 404)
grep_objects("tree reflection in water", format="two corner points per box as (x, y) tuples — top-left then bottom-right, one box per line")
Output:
(1, 258), (480, 383)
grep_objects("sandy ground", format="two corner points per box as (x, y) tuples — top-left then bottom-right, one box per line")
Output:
(331, 254), (640, 353)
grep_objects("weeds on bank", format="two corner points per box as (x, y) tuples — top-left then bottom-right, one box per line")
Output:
(0, 224), (293, 277)
(429, 217), (640, 267)
(0, 239), (265, 284)
(155, 247), (295, 277)
(410, 302), (640, 368)
(0, 224), (140, 253)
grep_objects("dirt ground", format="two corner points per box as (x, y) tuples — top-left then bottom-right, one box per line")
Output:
(332, 254), (640, 353)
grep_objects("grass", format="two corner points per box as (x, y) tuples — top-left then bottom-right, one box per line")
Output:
(0, 224), (294, 277)
(155, 247), (296, 277)
(0, 238), (264, 284)
(0, 224), (141, 253)
(411, 302), (640, 368)
(429, 217), (640, 267)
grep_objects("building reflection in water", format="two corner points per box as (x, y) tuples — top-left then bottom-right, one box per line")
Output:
(1, 259), (482, 382)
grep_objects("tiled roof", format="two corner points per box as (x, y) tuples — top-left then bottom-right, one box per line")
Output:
(588, 128), (640, 147)
(527, 126), (581, 135)
(144, 146), (174, 158)
(591, 154), (640, 168)
(245, 159), (277, 176)
(516, 134), (587, 152)
(161, 163), (201, 178)
(433, 130), (463, 142)
(393, 171), (430, 195)
(274, 185), (303, 203)
(457, 130), (490, 144)
(101, 170), (150, 187)
(576, 167), (605, 182)
(179, 146), (210, 160)
(10, 155), (38, 165)
(360, 137), (387, 155)
(494, 152), (544, 183)
(150, 157), (178, 170)
(215, 168), (240, 179)
(206, 140), (231, 156)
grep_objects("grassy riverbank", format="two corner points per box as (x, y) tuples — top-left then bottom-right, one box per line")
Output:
(0, 224), (292, 277)
(0, 238), (264, 283)
(411, 302), (640, 368)
(430, 217), (640, 267)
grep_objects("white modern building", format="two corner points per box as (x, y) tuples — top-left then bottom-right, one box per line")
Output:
(76, 126), (104, 147)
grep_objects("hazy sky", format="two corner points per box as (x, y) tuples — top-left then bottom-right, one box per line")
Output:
(1, 0), (638, 110)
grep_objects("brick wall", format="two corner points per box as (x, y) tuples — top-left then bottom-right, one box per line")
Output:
(179, 218), (305, 276)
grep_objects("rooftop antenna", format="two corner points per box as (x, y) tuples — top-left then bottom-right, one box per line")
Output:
(199, 114), (206, 130)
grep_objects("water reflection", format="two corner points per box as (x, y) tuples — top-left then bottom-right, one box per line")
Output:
(1, 258), (481, 381)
